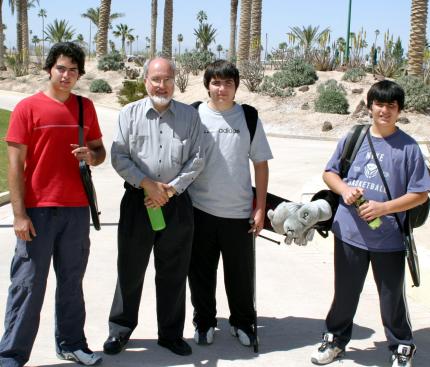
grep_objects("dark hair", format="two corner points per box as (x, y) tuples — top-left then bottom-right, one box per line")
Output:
(44, 42), (86, 76)
(366, 80), (405, 110)
(203, 59), (240, 90)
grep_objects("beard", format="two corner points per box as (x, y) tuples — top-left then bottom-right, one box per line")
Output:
(148, 93), (172, 106)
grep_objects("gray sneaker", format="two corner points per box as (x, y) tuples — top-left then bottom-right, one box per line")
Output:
(57, 347), (102, 366)
(230, 326), (257, 347)
(311, 332), (344, 365)
(391, 344), (416, 367)
(194, 326), (215, 345)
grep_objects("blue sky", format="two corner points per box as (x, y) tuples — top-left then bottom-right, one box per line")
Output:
(2, 0), (429, 55)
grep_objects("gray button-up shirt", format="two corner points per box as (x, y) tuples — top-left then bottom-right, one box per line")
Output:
(111, 97), (204, 194)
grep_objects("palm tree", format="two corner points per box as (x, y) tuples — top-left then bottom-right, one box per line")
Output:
(177, 33), (183, 56)
(127, 33), (135, 55)
(162, 0), (173, 58)
(216, 44), (223, 58)
(250, 0), (262, 61)
(408, 0), (428, 76)
(97, 0), (111, 58)
(0, 0), (6, 70)
(76, 33), (87, 49)
(113, 23), (133, 55)
(228, 0), (238, 62)
(237, 0), (252, 67)
(287, 25), (330, 61)
(194, 23), (217, 51)
(150, 0), (157, 57)
(37, 8), (46, 64)
(31, 34), (39, 49)
(45, 19), (75, 43)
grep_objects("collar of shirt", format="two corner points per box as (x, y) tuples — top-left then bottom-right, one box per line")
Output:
(144, 97), (177, 119)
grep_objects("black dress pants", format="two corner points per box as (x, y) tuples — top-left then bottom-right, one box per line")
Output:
(326, 237), (413, 350)
(108, 184), (194, 340)
(188, 208), (255, 333)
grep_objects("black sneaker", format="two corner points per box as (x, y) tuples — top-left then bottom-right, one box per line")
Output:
(103, 335), (129, 355)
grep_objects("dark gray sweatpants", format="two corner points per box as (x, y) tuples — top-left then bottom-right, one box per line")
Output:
(0, 207), (91, 367)
(326, 237), (413, 350)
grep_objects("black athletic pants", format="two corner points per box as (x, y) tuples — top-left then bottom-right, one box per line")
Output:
(108, 183), (194, 341)
(188, 208), (255, 333)
(326, 237), (413, 350)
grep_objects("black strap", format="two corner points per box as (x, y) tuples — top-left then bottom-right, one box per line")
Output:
(340, 124), (370, 178)
(77, 95), (84, 147)
(366, 131), (404, 233)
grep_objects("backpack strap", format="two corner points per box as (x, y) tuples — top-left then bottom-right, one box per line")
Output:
(77, 95), (84, 147)
(242, 104), (258, 143)
(190, 101), (258, 143)
(339, 124), (370, 178)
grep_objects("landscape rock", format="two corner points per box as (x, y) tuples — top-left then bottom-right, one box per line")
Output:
(322, 121), (333, 131)
(301, 102), (310, 110)
(298, 85), (309, 92)
(397, 117), (410, 124)
(352, 88), (363, 94)
(352, 100), (369, 119)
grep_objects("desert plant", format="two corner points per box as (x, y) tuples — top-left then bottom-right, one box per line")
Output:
(90, 79), (112, 93)
(117, 80), (147, 106)
(133, 55), (146, 67)
(258, 76), (294, 97)
(272, 58), (318, 88)
(396, 75), (430, 112)
(315, 79), (349, 114)
(98, 51), (125, 71)
(175, 65), (190, 93)
(125, 66), (140, 80)
(5, 54), (27, 77)
(342, 67), (367, 82)
(240, 60), (264, 92)
(177, 50), (214, 75)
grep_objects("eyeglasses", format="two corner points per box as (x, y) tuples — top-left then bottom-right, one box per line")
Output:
(148, 77), (175, 87)
(55, 65), (79, 75)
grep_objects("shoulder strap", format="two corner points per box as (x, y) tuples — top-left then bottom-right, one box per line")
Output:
(191, 101), (202, 109)
(77, 95), (84, 147)
(242, 104), (258, 143)
(366, 131), (404, 233)
(340, 124), (370, 178)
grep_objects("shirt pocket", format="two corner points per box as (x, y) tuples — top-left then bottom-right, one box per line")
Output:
(130, 134), (150, 160)
(171, 137), (187, 165)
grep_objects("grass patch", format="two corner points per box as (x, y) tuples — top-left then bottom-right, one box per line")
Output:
(0, 109), (11, 192)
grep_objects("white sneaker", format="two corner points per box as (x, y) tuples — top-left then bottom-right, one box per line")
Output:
(57, 347), (102, 366)
(194, 326), (215, 345)
(391, 344), (416, 367)
(230, 326), (257, 347)
(311, 333), (344, 365)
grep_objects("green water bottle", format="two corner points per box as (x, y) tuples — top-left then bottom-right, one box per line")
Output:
(144, 191), (166, 231)
(354, 195), (382, 230)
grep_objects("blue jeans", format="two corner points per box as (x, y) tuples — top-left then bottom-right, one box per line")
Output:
(0, 207), (91, 367)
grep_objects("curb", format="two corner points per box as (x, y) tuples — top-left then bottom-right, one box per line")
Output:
(0, 191), (10, 207)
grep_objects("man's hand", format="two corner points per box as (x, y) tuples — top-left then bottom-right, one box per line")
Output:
(250, 207), (265, 235)
(341, 186), (363, 206)
(14, 214), (36, 241)
(71, 144), (95, 165)
(357, 200), (386, 221)
(141, 179), (172, 208)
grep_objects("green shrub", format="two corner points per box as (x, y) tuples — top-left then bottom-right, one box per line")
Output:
(97, 51), (124, 71)
(315, 79), (349, 114)
(90, 79), (112, 93)
(258, 76), (294, 97)
(275, 58), (318, 88)
(396, 75), (430, 112)
(342, 67), (367, 82)
(240, 60), (265, 92)
(117, 80), (147, 106)
(177, 50), (214, 75)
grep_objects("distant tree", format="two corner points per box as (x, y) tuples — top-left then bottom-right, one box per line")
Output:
(31, 34), (39, 49)
(237, 0), (252, 67)
(113, 23), (133, 55)
(194, 21), (217, 51)
(250, 0), (262, 61)
(45, 19), (75, 43)
(162, 0), (173, 58)
(150, 0), (157, 57)
(177, 33), (183, 56)
(127, 33), (135, 54)
(408, 0), (428, 76)
(97, 0), (112, 58)
(216, 44), (223, 58)
(287, 25), (330, 61)
(37, 8), (46, 64)
(196, 10), (207, 24)
(0, 0), (6, 70)
(228, 0), (238, 62)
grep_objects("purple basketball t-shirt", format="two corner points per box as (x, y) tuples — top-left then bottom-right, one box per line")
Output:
(326, 128), (430, 252)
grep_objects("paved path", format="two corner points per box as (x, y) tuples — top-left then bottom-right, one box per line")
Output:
(0, 92), (429, 367)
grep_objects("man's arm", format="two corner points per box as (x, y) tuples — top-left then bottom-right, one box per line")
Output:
(252, 161), (269, 235)
(7, 142), (36, 241)
(323, 171), (363, 205)
(70, 138), (106, 166)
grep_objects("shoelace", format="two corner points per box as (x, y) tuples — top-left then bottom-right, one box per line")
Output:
(318, 341), (331, 352)
(396, 352), (409, 365)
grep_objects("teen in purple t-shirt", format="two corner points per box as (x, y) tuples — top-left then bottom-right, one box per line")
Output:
(311, 80), (430, 367)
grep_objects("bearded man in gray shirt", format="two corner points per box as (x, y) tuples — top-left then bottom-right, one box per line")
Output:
(104, 57), (204, 357)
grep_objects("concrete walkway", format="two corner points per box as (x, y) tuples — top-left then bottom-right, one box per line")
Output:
(0, 92), (429, 366)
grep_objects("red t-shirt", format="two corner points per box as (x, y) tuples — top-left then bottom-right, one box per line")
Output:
(6, 92), (103, 208)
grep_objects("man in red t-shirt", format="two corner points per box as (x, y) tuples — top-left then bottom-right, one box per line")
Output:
(0, 42), (105, 367)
